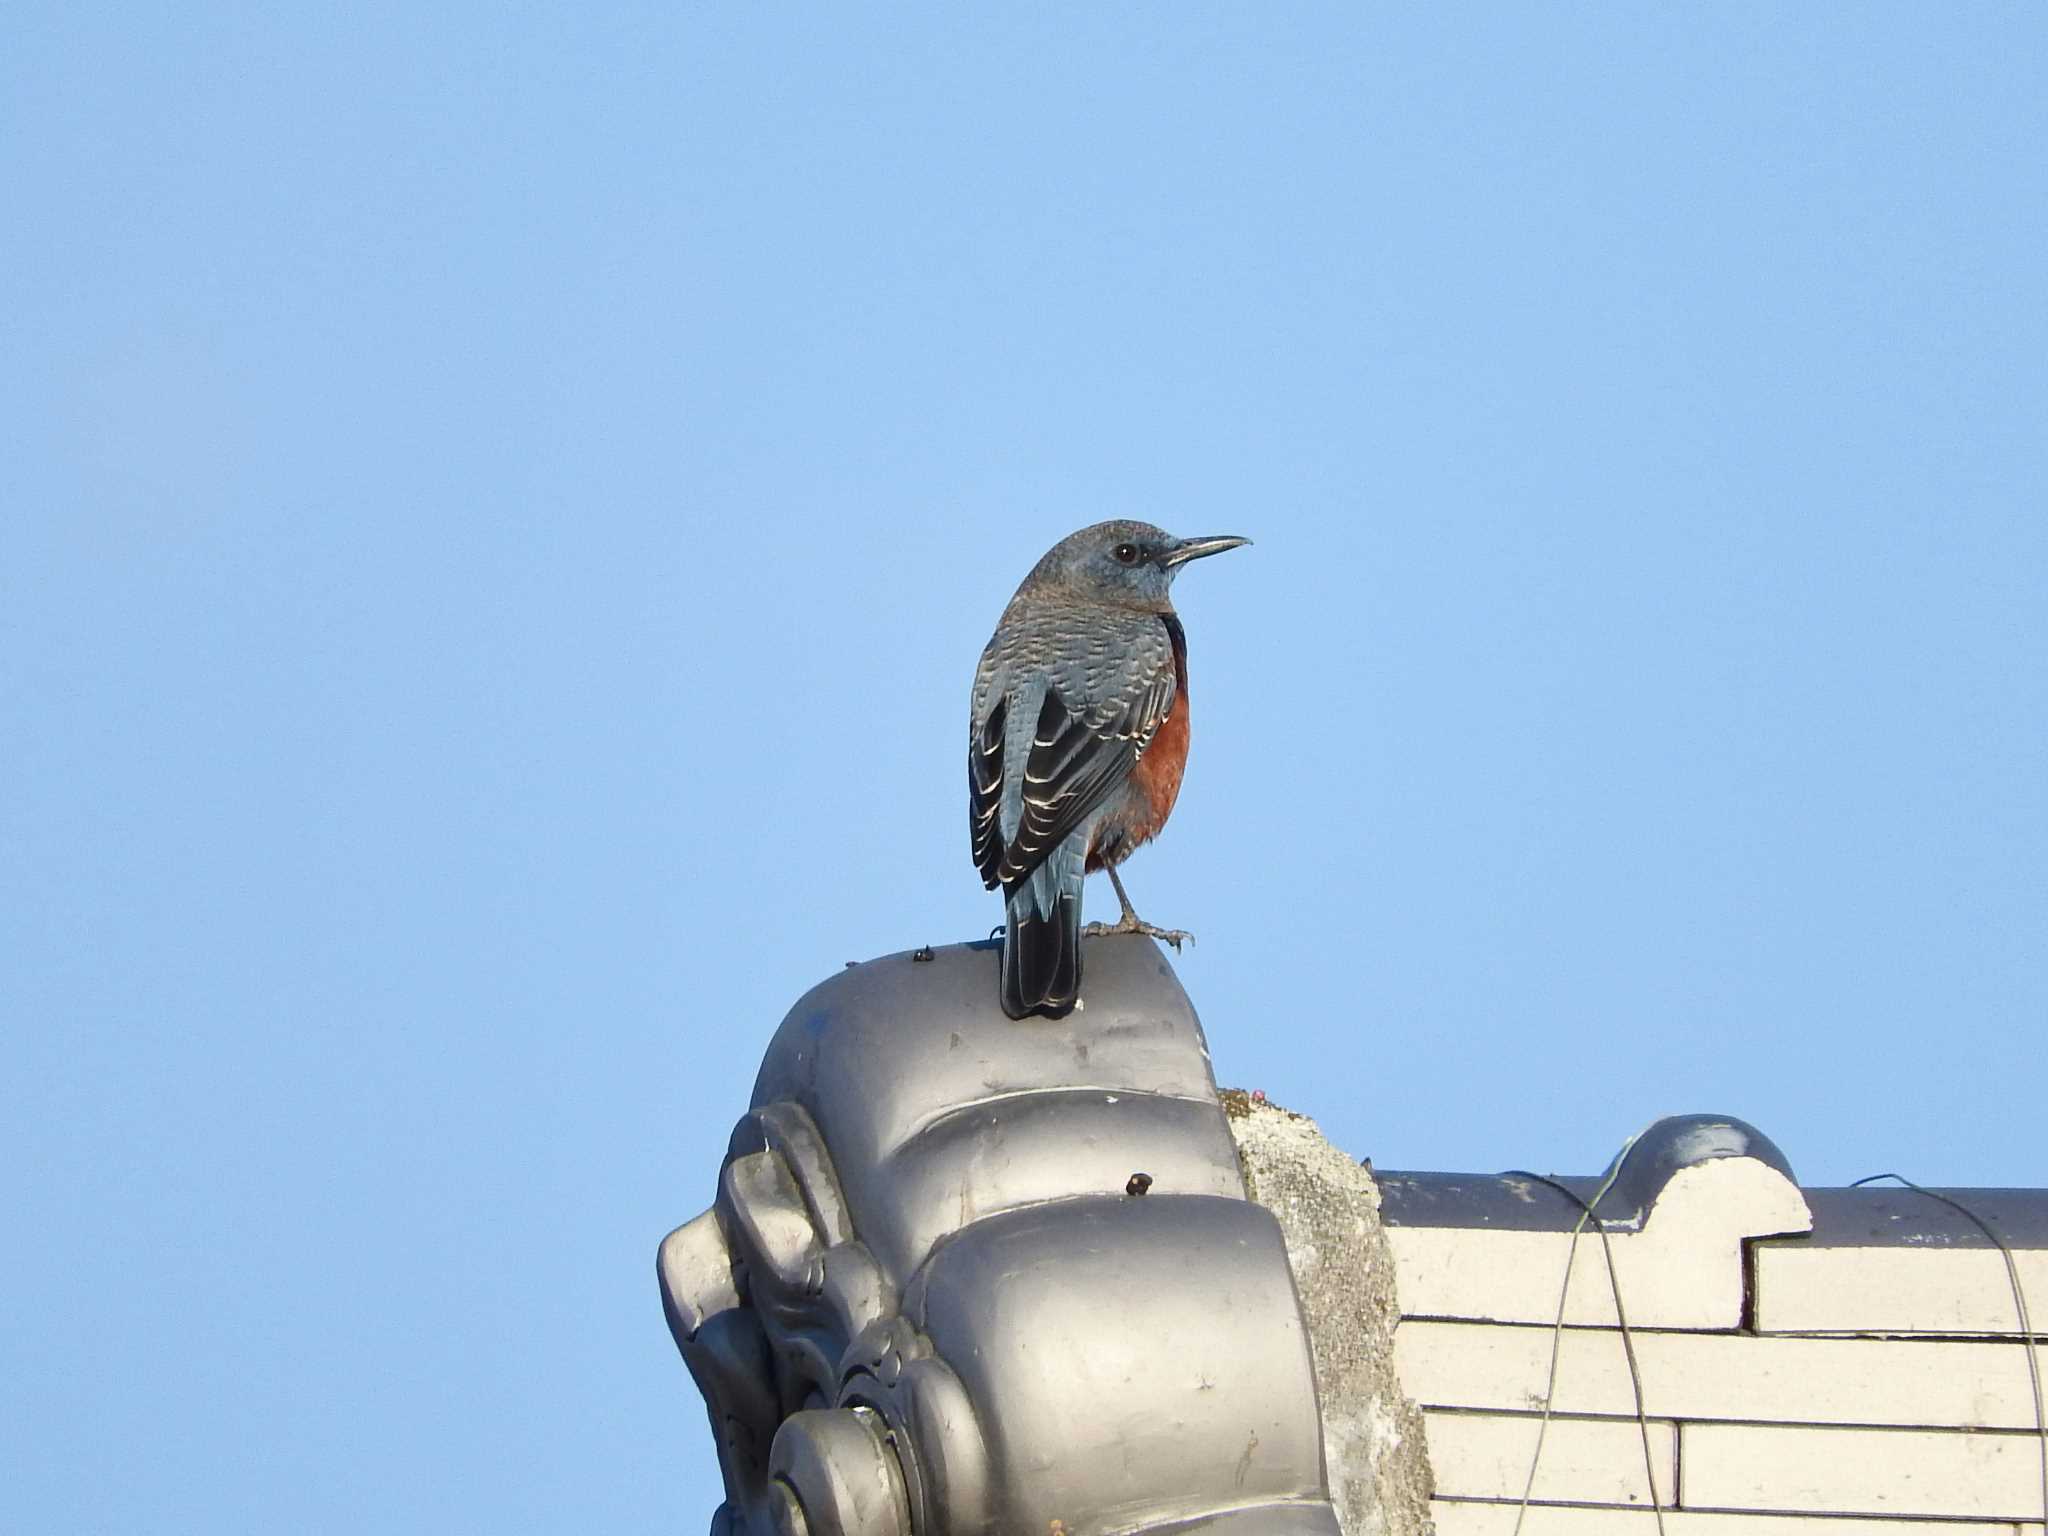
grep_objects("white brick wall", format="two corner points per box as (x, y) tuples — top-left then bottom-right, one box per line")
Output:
(1379, 1127), (2048, 1532)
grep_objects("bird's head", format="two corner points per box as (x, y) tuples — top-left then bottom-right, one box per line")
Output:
(1023, 520), (1251, 612)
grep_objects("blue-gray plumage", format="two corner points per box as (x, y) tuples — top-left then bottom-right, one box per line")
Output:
(970, 520), (1250, 1020)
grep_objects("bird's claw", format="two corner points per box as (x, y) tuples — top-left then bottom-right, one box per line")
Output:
(1081, 918), (1195, 952)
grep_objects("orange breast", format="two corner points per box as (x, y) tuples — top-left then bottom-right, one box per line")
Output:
(1085, 613), (1193, 873)
(1129, 693), (1190, 831)
(1084, 661), (1192, 871)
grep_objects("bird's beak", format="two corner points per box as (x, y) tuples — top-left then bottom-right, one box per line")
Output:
(1162, 535), (1252, 569)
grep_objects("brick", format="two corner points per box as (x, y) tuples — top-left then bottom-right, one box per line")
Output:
(1387, 1156), (1809, 1329)
(1682, 1421), (2048, 1520)
(1432, 1503), (2024, 1534)
(1421, 1410), (1675, 1506)
(1395, 1320), (2048, 1430)
(1753, 1241), (2048, 1336)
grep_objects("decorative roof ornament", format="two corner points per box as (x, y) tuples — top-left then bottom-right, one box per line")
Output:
(658, 937), (1343, 1536)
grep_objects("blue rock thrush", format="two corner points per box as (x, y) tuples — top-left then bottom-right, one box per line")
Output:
(969, 520), (1250, 1020)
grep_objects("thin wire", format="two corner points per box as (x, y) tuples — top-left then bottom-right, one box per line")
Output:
(1504, 1126), (1667, 1536)
(1505, 1200), (1591, 1536)
(1851, 1173), (2046, 1528)
(1507, 1165), (1669, 1536)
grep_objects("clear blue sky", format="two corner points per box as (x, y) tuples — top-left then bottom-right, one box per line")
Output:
(4, 5), (2043, 1530)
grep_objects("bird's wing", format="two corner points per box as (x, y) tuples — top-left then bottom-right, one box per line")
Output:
(969, 693), (1008, 888)
(983, 661), (1178, 891)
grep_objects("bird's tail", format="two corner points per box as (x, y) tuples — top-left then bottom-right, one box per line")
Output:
(1001, 846), (1084, 1019)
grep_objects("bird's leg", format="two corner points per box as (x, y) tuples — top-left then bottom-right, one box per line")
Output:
(1105, 864), (1141, 925)
(1081, 864), (1194, 951)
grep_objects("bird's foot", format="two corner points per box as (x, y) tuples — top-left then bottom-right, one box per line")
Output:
(1081, 915), (1195, 952)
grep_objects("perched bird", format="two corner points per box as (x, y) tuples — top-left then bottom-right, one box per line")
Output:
(969, 520), (1249, 1019)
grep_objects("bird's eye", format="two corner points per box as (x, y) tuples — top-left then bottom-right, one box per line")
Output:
(1113, 543), (1141, 565)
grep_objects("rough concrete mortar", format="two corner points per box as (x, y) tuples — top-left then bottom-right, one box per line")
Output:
(1224, 1093), (1435, 1536)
